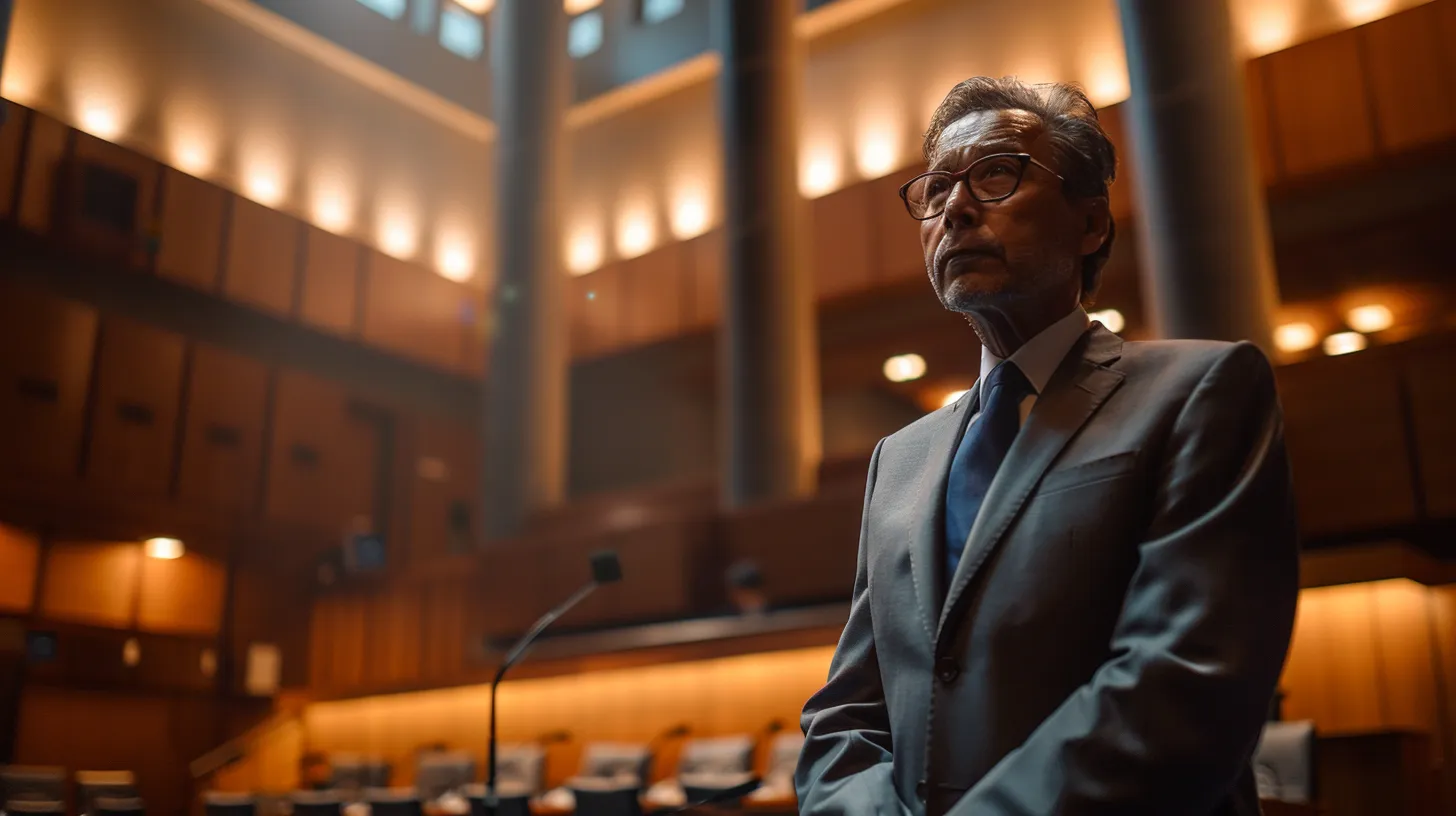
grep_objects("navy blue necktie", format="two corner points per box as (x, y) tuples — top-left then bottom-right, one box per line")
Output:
(944, 361), (1032, 584)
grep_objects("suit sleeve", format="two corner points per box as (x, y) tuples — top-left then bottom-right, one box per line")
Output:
(795, 437), (906, 816)
(950, 341), (1300, 815)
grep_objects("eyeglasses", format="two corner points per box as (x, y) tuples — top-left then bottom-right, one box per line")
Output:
(898, 153), (1065, 221)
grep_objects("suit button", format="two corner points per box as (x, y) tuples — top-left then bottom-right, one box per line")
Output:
(935, 656), (960, 684)
(915, 781), (927, 802)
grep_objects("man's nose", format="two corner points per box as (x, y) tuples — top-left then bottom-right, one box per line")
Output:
(939, 181), (981, 230)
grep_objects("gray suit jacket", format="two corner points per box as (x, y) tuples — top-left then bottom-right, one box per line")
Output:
(796, 325), (1299, 816)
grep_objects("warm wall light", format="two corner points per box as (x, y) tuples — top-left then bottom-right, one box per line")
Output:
(1323, 331), (1368, 356)
(173, 138), (216, 176)
(1337, 0), (1395, 26)
(436, 238), (475, 282)
(1088, 308), (1125, 333)
(883, 353), (927, 383)
(122, 638), (141, 668)
(145, 537), (185, 560)
(801, 148), (842, 199)
(245, 172), (285, 207)
(1243, 4), (1297, 56)
(1346, 303), (1394, 333)
(941, 389), (968, 408)
(78, 102), (124, 140)
(1083, 55), (1131, 108)
(855, 120), (901, 180)
(1274, 322), (1319, 353)
(312, 189), (354, 234)
(240, 139), (291, 207)
(566, 225), (604, 275)
(379, 206), (420, 259)
(564, 0), (602, 13)
(670, 191), (710, 240)
(616, 206), (657, 259)
(456, 0), (494, 11)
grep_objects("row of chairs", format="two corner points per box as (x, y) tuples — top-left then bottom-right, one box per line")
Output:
(0, 768), (144, 816)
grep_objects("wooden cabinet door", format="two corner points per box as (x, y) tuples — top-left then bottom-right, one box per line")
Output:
(176, 344), (270, 513)
(223, 197), (300, 317)
(0, 282), (98, 480)
(265, 370), (381, 535)
(156, 169), (227, 291)
(86, 317), (187, 496)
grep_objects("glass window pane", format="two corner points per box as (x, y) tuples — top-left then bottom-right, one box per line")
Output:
(641, 0), (684, 24)
(567, 10), (604, 59)
(440, 3), (484, 60)
(412, 0), (438, 34)
(354, 0), (407, 21)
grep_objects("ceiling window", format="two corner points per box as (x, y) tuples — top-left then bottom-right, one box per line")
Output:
(567, 10), (604, 59)
(640, 0), (684, 24)
(354, 0), (407, 20)
(411, 0), (438, 34)
(439, 2), (485, 59)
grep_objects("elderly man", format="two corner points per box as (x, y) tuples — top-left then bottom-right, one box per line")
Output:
(795, 77), (1298, 815)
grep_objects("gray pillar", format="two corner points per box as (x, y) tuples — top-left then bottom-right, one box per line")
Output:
(712, 0), (821, 508)
(483, 0), (569, 539)
(0, 0), (12, 125)
(1116, 0), (1281, 350)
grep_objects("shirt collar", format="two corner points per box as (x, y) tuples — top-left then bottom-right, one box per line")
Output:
(976, 307), (1091, 403)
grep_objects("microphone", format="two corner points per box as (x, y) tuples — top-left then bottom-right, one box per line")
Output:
(486, 550), (623, 815)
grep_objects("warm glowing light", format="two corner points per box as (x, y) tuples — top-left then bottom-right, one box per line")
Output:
(1274, 322), (1319, 353)
(240, 138), (292, 206)
(567, 226), (604, 276)
(1244, 5), (1297, 56)
(616, 207), (657, 259)
(564, 0), (602, 13)
(801, 148), (842, 198)
(379, 204), (419, 259)
(883, 354), (927, 383)
(1323, 331), (1368, 356)
(1083, 56), (1130, 108)
(312, 186), (354, 234)
(1346, 303), (1394, 333)
(855, 126), (900, 179)
(436, 238), (475, 282)
(173, 138), (215, 176)
(122, 638), (141, 668)
(941, 389), (968, 408)
(1088, 308), (1125, 334)
(145, 537), (185, 560)
(78, 102), (124, 140)
(1337, 0), (1395, 26)
(670, 192), (710, 240)
(456, 0), (494, 11)
(245, 172), (286, 207)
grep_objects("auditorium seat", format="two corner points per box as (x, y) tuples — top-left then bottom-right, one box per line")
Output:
(361, 788), (422, 816)
(748, 733), (804, 803)
(463, 789), (530, 816)
(491, 745), (546, 797)
(75, 771), (137, 816)
(0, 766), (67, 808)
(289, 790), (345, 816)
(2, 802), (66, 816)
(92, 797), (145, 816)
(202, 791), (257, 816)
(567, 784), (642, 816)
(644, 735), (757, 808)
(541, 743), (652, 812)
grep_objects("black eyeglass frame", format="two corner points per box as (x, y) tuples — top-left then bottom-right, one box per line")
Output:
(898, 152), (1065, 221)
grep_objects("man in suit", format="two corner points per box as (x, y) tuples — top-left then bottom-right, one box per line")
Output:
(795, 77), (1298, 815)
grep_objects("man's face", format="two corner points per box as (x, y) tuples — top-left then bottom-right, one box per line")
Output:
(919, 109), (1088, 315)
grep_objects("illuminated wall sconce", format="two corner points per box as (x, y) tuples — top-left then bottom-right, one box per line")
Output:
(436, 240), (475, 282)
(380, 213), (420, 260)
(670, 192), (710, 241)
(883, 353), (927, 383)
(855, 122), (900, 180)
(1322, 331), (1368, 356)
(941, 389), (968, 408)
(616, 208), (657, 259)
(173, 139), (216, 177)
(1087, 308), (1125, 334)
(1244, 6), (1296, 56)
(801, 151), (842, 199)
(145, 537), (185, 560)
(1274, 322), (1318, 353)
(1346, 303), (1393, 334)
(244, 169), (288, 207)
(1337, 0), (1395, 26)
(122, 638), (141, 668)
(200, 648), (218, 678)
(566, 226), (604, 275)
(564, 0), (602, 12)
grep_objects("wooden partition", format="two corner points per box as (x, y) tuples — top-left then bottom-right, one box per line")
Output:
(300, 226), (362, 336)
(85, 316), (187, 497)
(0, 523), (40, 613)
(176, 343), (271, 513)
(0, 104), (30, 221)
(264, 369), (381, 535)
(224, 197), (301, 317)
(156, 168), (228, 290)
(362, 251), (474, 373)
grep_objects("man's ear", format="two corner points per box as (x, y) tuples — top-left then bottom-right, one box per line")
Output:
(1078, 196), (1111, 257)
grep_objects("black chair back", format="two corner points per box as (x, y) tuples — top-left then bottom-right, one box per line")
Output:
(570, 786), (643, 816)
(465, 792), (531, 816)
(202, 792), (257, 816)
(289, 791), (344, 816)
(0, 766), (67, 806)
(363, 790), (422, 816)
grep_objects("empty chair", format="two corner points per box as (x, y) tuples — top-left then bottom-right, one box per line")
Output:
(542, 743), (652, 811)
(202, 791), (257, 816)
(569, 784), (642, 816)
(1254, 720), (1317, 804)
(463, 786), (531, 816)
(362, 788), (422, 816)
(75, 771), (137, 816)
(748, 733), (803, 802)
(1, 765), (67, 806)
(289, 790), (344, 816)
(491, 745), (546, 797)
(414, 750), (476, 801)
(3, 801), (66, 815)
(327, 756), (391, 798)
(646, 736), (757, 808)
(93, 797), (145, 816)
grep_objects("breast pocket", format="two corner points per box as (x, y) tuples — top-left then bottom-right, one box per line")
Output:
(1036, 449), (1139, 497)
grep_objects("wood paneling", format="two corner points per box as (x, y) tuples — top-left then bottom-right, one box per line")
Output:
(364, 584), (422, 688)
(1361, 2), (1456, 153)
(136, 551), (228, 636)
(300, 227), (361, 335)
(1242, 60), (1281, 186)
(476, 544), (549, 638)
(869, 169), (925, 285)
(0, 104), (28, 220)
(156, 168), (227, 290)
(420, 574), (469, 681)
(726, 490), (862, 608)
(0, 523), (40, 613)
(16, 112), (69, 234)
(1276, 351), (1418, 536)
(812, 184), (874, 301)
(224, 197), (300, 316)
(362, 253), (468, 370)
(39, 542), (140, 629)
(231, 567), (311, 690)
(310, 592), (368, 690)
(1265, 30), (1377, 178)
(86, 317), (187, 496)
(405, 420), (480, 563)
(571, 264), (625, 359)
(685, 230), (723, 331)
(176, 344), (269, 513)
(66, 133), (159, 266)
(0, 282), (98, 480)
(620, 244), (687, 348)
(1405, 343), (1456, 518)
(265, 370), (380, 534)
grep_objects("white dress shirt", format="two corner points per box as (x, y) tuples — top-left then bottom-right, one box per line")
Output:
(970, 307), (1093, 426)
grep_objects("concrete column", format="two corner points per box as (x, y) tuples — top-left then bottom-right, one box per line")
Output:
(1116, 0), (1281, 349)
(482, 0), (569, 539)
(712, 0), (821, 508)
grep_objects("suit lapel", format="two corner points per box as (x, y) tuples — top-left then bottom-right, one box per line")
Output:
(907, 387), (976, 643)
(935, 325), (1126, 646)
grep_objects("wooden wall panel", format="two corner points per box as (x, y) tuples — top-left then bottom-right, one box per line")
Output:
(0, 104), (28, 220)
(406, 420), (480, 562)
(570, 265), (625, 359)
(1265, 31), (1377, 178)
(685, 230), (723, 331)
(620, 244), (686, 347)
(0, 282), (98, 480)
(1276, 352), (1417, 536)
(1405, 343), (1456, 518)
(300, 227), (360, 336)
(1361, 3), (1456, 153)
(224, 198), (300, 317)
(364, 585), (422, 688)
(420, 576), (468, 681)
(16, 113), (69, 234)
(86, 317), (187, 496)
(231, 568), (311, 690)
(0, 523), (40, 613)
(136, 551), (228, 636)
(265, 370), (380, 534)
(362, 253), (467, 370)
(476, 545), (549, 637)
(39, 542), (140, 629)
(812, 184), (874, 301)
(177, 344), (270, 513)
(310, 593), (367, 691)
(1241, 60), (1281, 186)
(68, 133), (160, 266)
(869, 170), (924, 285)
(156, 168), (227, 291)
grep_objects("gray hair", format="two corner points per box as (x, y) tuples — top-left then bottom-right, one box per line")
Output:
(923, 77), (1118, 303)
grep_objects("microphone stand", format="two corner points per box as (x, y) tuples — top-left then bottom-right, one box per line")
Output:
(486, 580), (607, 816)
